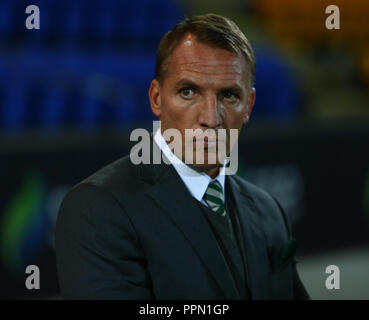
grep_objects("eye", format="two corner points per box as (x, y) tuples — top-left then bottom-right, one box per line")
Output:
(222, 91), (238, 102)
(179, 88), (195, 99)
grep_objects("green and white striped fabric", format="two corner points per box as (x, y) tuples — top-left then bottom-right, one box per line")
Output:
(203, 181), (226, 216)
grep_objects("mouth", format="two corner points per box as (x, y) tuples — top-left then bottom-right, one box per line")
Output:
(203, 140), (217, 148)
(192, 136), (225, 149)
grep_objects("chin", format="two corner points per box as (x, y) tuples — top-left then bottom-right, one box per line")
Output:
(189, 162), (222, 172)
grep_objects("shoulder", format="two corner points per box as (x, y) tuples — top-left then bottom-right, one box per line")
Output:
(80, 154), (140, 191)
(56, 155), (147, 239)
(57, 155), (144, 218)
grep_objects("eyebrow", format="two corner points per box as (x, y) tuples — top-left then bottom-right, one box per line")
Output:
(221, 84), (243, 96)
(174, 78), (244, 95)
(174, 79), (200, 91)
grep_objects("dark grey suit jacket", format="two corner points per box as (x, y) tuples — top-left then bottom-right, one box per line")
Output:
(55, 148), (309, 299)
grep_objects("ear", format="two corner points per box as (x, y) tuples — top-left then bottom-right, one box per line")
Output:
(149, 79), (161, 118)
(242, 87), (256, 124)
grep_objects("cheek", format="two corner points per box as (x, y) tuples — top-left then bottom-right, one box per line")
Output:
(160, 94), (195, 127)
(232, 100), (249, 113)
(164, 92), (197, 114)
(224, 103), (248, 125)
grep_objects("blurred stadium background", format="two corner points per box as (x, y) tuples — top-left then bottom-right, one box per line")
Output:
(0, 0), (369, 299)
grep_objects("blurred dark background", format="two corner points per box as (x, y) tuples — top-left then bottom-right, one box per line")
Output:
(1, 0), (369, 299)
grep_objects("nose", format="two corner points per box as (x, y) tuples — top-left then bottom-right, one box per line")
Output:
(198, 93), (221, 129)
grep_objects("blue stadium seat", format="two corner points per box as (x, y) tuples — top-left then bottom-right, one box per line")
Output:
(0, 0), (14, 39)
(252, 46), (300, 120)
(41, 87), (66, 129)
(0, 0), (184, 132)
(2, 80), (29, 131)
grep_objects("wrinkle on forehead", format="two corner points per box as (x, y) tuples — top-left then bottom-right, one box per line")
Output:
(177, 62), (242, 75)
(168, 62), (244, 82)
(176, 51), (242, 67)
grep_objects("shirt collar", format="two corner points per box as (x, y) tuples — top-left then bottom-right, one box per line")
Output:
(153, 128), (226, 202)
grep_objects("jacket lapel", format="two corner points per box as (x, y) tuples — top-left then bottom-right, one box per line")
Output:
(227, 175), (272, 299)
(142, 161), (240, 300)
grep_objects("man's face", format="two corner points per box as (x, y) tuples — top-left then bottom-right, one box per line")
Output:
(149, 33), (256, 175)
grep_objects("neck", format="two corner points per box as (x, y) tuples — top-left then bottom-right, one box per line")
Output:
(193, 166), (220, 179)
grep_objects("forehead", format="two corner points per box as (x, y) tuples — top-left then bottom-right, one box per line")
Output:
(165, 34), (248, 86)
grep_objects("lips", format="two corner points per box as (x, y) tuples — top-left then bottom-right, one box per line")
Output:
(194, 136), (224, 141)
(192, 137), (225, 149)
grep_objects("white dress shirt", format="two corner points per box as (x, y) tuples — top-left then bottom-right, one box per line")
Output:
(153, 128), (226, 207)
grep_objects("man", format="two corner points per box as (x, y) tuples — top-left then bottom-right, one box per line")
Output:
(55, 14), (309, 300)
